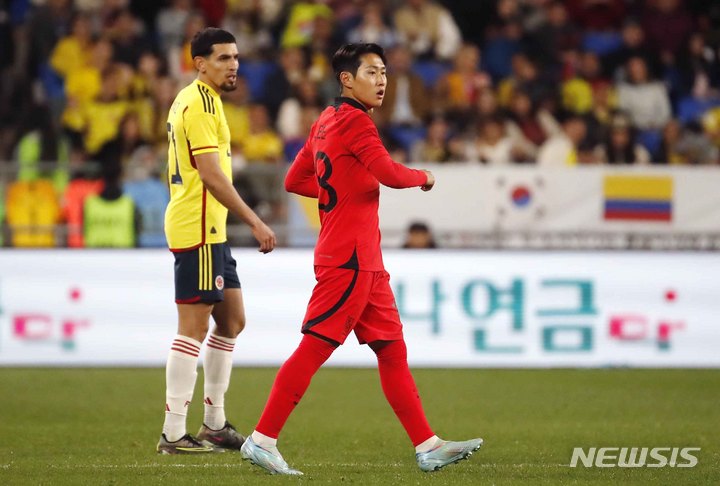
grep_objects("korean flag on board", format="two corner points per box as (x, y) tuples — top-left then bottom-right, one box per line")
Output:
(492, 173), (547, 230)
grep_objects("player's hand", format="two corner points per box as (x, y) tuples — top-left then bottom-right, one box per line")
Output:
(421, 170), (435, 192)
(252, 221), (276, 253)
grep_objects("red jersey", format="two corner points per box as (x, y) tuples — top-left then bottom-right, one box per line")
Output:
(285, 97), (427, 271)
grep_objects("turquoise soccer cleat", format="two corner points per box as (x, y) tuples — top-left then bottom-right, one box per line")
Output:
(240, 436), (304, 475)
(415, 438), (484, 472)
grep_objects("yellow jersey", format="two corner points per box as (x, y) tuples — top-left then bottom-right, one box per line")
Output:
(164, 79), (232, 251)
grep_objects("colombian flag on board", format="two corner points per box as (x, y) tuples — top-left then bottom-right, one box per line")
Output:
(603, 175), (673, 222)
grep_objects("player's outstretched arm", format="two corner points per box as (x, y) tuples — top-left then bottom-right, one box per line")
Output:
(195, 152), (276, 253)
(349, 113), (427, 189)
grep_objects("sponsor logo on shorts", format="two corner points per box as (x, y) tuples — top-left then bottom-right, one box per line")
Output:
(215, 275), (224, 290)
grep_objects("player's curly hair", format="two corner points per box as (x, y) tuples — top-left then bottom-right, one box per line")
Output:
(332, 43), (387, 86)
(191, 28), (236, 58)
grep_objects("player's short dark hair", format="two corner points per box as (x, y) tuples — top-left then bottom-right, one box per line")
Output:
(190, 28), (236, 58)
(332, 43), (387, 85)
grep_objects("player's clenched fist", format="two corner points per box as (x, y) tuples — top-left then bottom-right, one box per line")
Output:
(421, 170), (435, 192)
(253, 222), (276, 253)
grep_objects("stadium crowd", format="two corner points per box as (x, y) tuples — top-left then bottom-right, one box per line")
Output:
(0, 0), (719, 248)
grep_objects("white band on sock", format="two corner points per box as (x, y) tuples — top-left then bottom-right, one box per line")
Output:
(203, 334), (236, 430)
(252, 430), (278, 448)
(415, 435), (441, 453)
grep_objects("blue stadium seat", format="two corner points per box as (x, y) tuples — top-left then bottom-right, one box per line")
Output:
(411, 61), (451, 89)
(237, 60), (278, 102)
(582, 32), (623, 56)
(676, 96), (720, 124)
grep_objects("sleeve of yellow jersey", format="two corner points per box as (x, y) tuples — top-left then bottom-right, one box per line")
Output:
(184, 111), (219, 157)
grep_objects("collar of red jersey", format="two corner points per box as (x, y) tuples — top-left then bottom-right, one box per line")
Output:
(333, 97), (368, 113)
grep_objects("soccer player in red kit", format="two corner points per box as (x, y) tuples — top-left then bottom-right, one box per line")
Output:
(240, 43), (483, 475)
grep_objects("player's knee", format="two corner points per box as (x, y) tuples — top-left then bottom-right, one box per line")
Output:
(235, 315), (246, 335)
(372, 339), (407, 362)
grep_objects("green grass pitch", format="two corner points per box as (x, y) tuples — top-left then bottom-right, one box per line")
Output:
(1, 368), (718, 485)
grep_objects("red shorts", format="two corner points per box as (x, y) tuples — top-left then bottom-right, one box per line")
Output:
(301, 266), (404, 346)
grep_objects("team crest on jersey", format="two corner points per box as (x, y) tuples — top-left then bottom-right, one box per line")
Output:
(215, 275), (224, 290)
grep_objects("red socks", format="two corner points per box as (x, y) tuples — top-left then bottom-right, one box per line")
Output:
(374, 340), (434, 446)
(255, 335), (433, 447)
(255, 334), (335, 438)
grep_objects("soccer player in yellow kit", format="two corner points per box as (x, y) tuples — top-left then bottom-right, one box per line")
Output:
(157, 28), (276, 454)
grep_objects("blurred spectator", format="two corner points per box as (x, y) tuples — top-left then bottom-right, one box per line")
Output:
(702, 106), (720, 149)
(593, 114), (651, 165)
(482, 19), (523, 83)
(277, 79), (323, 141)
(223, 76), (252, 157)
(106, 9), (153, 68)
(242, 104), (284, 163)
(561, 51), (608, 114)
(221, 0), (278, 60)
(436, 43), (492, 121)
(347, 2), (398, 48)
(130, 52), (164, 141)
(374, 45), (430, 128)
(263, 47), (307, 121)
(168, 13), (206, 86)
(674, 122), (719, 165)
(402, 221), (437, 248)
(241, 104), (285, 220)
(156, 0), (193, 52)
(144, 76), (180, 151)
(83, 167), (136, 248)
(61, 37), (114, 142)
(497, 53), (551, 108)
(526, 1), (580, 70)
(410, 116), (455, 163)
(281, 0), (333, 49)
(617, 56), (671, 131)
(393, 0), (462, 60)
(472, 87), (502, 124)
(676, 32), (720, 99)
(537, 113), (587, 166)
(505, 90), (560, 159)
(49, 13), (93, 79)
(115, 112), (148, 169)
(584, 81), (618, 146)
(656, 119), (686, 164)
(25, 0), (74, 72)
(463, 115), (529, 165)
(76, 66), (131, 156)
(123, 146), (169, 248)
(642, 0), (694, 64)
(602, 19), (659, 82)
(284, 105), (322, 161)
(306, 14), (336, 83)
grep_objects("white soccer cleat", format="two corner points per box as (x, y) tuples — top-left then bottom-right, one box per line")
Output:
(416, 438), (483, 472)
(240, 436), (303, 475)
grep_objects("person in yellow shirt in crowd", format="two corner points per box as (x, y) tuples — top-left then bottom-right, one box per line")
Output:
(49, 13), (94, 80)
(61, 38), (115, 138)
